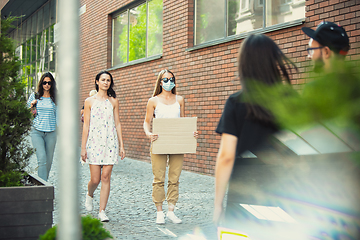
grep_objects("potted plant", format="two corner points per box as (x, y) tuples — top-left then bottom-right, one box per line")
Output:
(0, 16), (54, 240)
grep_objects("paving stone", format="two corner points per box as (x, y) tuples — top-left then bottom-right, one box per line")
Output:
(25, 141), (218, 240)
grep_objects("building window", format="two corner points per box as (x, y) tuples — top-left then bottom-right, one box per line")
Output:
(112, 0), (163, 67)
(9, 0), (57, 94)
(194, 0), (305, 45)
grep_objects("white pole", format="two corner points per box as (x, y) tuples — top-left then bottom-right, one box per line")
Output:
(57, 0), (81, 239)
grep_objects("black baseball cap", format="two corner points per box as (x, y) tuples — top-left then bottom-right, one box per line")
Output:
(302, 21), (350, 55)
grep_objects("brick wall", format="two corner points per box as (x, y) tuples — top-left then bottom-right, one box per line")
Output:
(79, 0), (360, 175)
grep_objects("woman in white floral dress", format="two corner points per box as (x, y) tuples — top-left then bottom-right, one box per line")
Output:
(81, 70), (125, 222)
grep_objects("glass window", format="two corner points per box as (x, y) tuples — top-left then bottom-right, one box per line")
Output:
(129, 3), (146, 61)
(113, 11), (128, 66)
(14, 28), (21, 44)
(50, 0), (56, 25)
(31, 62), (36, 75)
(21, 21), (27, 42)
(49, 24), (54, 43)
(28, 76), (34, 92)
(25, 40), (31, 64)
(36, 33), (42, 60)
(49, 52), (56, 72)
(36, 60), (41, 74)
(195, 0), (225, 44)
(44, 55), (49, 71)
(37, 8), (44, 34)
(30, 38), (36, 63)
(43, 2), (50, 29)
(49, 25), (56, 64)
(26, 19), (32, 41)
(44, 28), (49, 57)
(227, 0), (240, 36)
(21, 43), (26, 65)
(147, 0), (163, 57)
(31, 15), (37, 36)
(195, 0), (305, 45)
(16, 0), (57, 92)
(111, 0), (163, 67)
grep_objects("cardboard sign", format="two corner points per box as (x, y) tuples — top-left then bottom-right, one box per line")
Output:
(152, 117), (197, 154)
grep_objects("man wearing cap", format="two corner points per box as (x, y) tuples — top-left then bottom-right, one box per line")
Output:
(302, 21), (350, 73)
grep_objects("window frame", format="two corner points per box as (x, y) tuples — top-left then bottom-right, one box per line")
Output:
(110, 0), (163, 68)
(191, 0), (305, 51)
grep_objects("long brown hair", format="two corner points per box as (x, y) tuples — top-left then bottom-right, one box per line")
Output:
(152, 69), (176, 97)
(36, 72), (57, 104)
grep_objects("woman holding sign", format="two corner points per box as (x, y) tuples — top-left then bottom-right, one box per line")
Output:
(143, 69), (198, 224)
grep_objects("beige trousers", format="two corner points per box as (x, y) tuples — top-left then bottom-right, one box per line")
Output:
(151, 151), (184, 207)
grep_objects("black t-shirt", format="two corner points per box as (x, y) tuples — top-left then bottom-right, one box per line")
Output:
(216, 91), (278, 159)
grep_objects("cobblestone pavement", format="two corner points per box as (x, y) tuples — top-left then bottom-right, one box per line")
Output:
(26, 142), (218, 240)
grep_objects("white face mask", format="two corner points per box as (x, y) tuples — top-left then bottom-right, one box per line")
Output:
(161, 77), (175, 92)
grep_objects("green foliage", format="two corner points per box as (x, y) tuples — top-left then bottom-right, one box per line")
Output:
(0, 17), (33, 183)
(147, 0), (163, 57)
(117, 0), (163, 63)
(38, 225), (57, 240)
(82, 215), (113, 240)
(128, 3), (147, 61)
(38, 215), (113, 240)
(244, 59), (360, 130)
(0, 170), (24, 187)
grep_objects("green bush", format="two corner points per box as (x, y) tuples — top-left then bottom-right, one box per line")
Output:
(0, 170), (25, 187)
(0, 16), (33, 187)
(38, 215), (113, 240)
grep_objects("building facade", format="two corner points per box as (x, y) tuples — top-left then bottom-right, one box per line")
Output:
(3, 0), (360, 175)
(78, 0), (359, 175)
(1, 0), (58, 94)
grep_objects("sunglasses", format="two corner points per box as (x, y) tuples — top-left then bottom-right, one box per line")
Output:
(42, 81), (52, 86)
(161, 77), (175, 83)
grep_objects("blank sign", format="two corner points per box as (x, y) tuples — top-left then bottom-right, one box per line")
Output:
(152, 117), (197, 154)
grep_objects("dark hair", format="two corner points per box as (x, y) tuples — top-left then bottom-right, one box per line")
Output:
(238, 34), (297, 123)
(36, 72), (57, 104)
(95, 71), (116, 98)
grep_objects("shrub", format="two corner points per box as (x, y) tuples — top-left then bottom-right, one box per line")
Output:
(0, 16), (33, 186)
(38, 215), (113, 240)
(0, 170), (25, 187)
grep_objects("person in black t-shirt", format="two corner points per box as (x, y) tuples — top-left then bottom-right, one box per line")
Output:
(213, 34), (297, 225)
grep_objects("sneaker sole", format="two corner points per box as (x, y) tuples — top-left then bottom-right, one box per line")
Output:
(170, 221), (182, 224)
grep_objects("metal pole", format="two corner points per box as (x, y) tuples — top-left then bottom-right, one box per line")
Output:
(57, 0), (81, 239)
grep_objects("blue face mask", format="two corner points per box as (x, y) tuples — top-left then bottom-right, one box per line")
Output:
(162, 81), (175, 92)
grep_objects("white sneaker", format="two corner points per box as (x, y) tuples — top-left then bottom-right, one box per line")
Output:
(85, 193), (93, 211)
(156, 211), (165, 224)
(166, 211), (182, 224)
(98, 210), (109, 222)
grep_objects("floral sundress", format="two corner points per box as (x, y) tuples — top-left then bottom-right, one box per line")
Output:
(86, 98), (119, 165)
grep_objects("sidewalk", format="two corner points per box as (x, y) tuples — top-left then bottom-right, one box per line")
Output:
(26, 146), (218, 240)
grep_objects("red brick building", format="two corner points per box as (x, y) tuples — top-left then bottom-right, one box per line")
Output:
(78, 0), (360, 175)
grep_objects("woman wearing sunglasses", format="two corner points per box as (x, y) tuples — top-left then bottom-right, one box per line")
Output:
(143, 69), (198, 224)
(27, 72), (58, 181)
